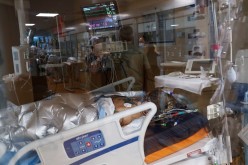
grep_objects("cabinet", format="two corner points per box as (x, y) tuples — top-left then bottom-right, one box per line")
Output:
(59, 32), (90, 61)
(135, 4), (210, 65)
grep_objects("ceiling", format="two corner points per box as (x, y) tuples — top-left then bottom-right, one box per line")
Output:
(26, 0), (163, 33)
(0, 0), (195, 35)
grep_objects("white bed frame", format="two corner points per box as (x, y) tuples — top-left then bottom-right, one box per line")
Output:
(9, 102), (156, 165)
(90, 76), (135, 93)
(9, 101), (215, 165)
(10, 102), (217, 165)
(8, 76), (215, 165)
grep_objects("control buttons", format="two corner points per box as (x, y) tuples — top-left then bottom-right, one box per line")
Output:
(64, 130), (105, 158)
(86, 142), (91, 147)
(95, 139), (101, 143)
(79, 145), (85, 149)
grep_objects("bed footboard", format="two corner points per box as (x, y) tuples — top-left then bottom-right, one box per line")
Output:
(9, 102), (156, 165)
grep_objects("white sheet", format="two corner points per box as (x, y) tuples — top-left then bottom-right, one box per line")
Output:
(122, 116), (145, 134)
(155, 75), (218, 95)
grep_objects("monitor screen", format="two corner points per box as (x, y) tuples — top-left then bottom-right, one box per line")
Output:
(191, 60), (213, 72)
(185, 59), (216, 74)
(81, 1), (119, 30)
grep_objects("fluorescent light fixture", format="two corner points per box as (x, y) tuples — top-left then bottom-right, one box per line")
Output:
(25, 23), (35, 26)
(80, 23), (90, 26)
(65, 27), (75, 30)
(117, 14), (130, 18)
(36, 13), (58, 17)
(170, 24), (179, 27)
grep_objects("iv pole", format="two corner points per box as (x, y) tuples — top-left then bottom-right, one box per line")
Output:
(211, 0), (233, 164)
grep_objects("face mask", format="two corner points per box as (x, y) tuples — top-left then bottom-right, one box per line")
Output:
(139, 43), (144, 47)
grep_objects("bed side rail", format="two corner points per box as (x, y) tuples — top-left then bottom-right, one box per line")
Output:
(9, 102), (156, 165)
(90, 76), (135, 93)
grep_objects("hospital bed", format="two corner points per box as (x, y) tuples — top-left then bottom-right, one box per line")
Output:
(1, 77), (220, 164)
(8, 101), (216, 165)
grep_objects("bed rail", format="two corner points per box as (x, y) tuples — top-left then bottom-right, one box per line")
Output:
(9, 102), (156, 165)
(90, 76), (135, 93)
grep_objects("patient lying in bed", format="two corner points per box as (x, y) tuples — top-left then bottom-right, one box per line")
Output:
(0, 89), (209, 164)
(0, 92), (146, 151)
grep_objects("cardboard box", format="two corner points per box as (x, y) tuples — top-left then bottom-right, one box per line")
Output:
(3, 74), (34, 105)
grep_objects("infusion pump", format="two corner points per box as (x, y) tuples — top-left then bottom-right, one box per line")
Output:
(12, 45), (29, 75)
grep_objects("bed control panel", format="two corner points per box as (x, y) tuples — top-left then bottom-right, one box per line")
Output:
(64, 130), (105, 158)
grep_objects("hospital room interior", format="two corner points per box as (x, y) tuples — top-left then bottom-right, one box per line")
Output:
(1, 0), (248, 164)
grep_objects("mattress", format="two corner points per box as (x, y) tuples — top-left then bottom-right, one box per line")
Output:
(144, 112), (209, 163)
(1, 92), (209, 164)
(145, 128), (208, 163)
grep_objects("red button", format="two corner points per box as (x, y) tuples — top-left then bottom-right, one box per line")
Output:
(86, 142), (91, 147)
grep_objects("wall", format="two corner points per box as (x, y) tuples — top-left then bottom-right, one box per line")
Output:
(0, 3), (19, 77)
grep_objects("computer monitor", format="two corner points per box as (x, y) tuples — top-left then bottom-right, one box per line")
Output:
(81, 1), (120, 30)
(185, 59), (216, 74)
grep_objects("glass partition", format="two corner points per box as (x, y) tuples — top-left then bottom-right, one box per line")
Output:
(0, 0), (247, 164)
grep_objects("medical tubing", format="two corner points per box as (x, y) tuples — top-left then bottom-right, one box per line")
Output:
(212, 1), (219, 43)
(211, 0), (232, 164)
(56, 15), (67, 91)
(12, 78), (20, 105)
(228, 0), (233, 63)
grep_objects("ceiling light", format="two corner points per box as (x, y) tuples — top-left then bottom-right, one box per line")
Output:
(170, 24), (179, 27)
(117, 14), (130, 18)
(25, 23), (35, 26)
(65, 27), (75, 30)
(80, 23), (90, 26)
(36, 13), (58, 17)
